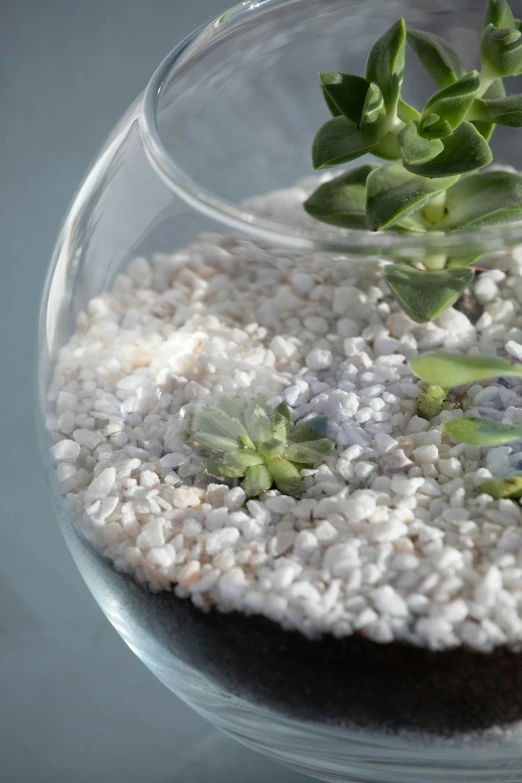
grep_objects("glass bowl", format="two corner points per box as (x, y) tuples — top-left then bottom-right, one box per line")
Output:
(37, 1), (522, 781)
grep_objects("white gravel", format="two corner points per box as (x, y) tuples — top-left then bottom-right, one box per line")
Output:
(46, 179), (522, 652)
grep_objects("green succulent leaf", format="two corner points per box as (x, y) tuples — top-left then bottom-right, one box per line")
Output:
(471, 78), (506, 140)
(384, 266), (474, 323)
(361, 83), (387, 128)
(398, 97), (421, 123)
(440, 170), (522, 229)
(484, 0), (517, 30)
(366, 162), (459, 230)
(217, 396), (248, 419)
(193, 407), (250, 443)
(321, 85), (342, 117)
(222, 450), (264, 468)
(271, 403), (291, 442)
(397, 121), (444, 165)
(319, 72), (371, 123)
(402, 121), (492, 177)
(242, 465), (273, 498)
(422, 71), (481, 130)
(365, 18), (406, 112)
(446, 252), (483, 268)
(274, 402), (291, 421)
(480, 475), (522, 499)
(259, 438), (286, 461)
(193, 432), (242, 453)
(409, 352), (522, 386)
(244, 405), (272, 444)
(285, 438), (335, 464)
(312, 116), (380, 169)
(419, 113), (453, 139)
(303, 164), (380, 229)
(206, 460), (246, 479)
(481, 24), (522, 78)
(406, 29), (467, 88)
(266, 459), (303, 498)
(442, 417), (522, 445)
(290, 415), (330, 443)
(472, 93), (522, 127)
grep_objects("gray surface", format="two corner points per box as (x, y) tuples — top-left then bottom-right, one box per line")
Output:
(0, 2), (306, 781)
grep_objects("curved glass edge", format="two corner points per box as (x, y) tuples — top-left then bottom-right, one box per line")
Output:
(140, 0), (522, 259)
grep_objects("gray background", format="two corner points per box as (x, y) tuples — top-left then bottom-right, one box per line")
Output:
(0, 2), (305, 781)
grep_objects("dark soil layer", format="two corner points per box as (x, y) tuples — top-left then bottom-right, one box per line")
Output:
(144, 587), (522, 736)
(70, 525), (522, 736)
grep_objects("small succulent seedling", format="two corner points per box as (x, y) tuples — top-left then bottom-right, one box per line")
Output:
(416, 384), (457, 419)
(305, 0), (522, 323)
(410, 352), (522, 498)
(182, 397), (335, 498)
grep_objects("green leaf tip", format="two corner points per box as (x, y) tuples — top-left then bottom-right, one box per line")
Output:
(319, 72), (371, 123)
(442, 417), (522, 446)
(480, 475), (522, 499)
(384, 266), (474, 323)
(484, 0), (517, 30)
(472, 93), (522, 127)
(304, 164), (379, 229)
(421, 71), (481, 131)
(366, 18), (406, 112)
(409, 352), (522, 386)
(397, 122), (443, 166)
(186, 397), (335, 499)
(481, 23), (522, 78)
(366, 163), (458, 230)
(406, 28), (466, 88)
(440, 170), (522, 229)
(402, 121), (492, 178)
(312, 116), (380, 169)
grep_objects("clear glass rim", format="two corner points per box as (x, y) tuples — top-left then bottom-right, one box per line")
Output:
(141, 0), (522, 257)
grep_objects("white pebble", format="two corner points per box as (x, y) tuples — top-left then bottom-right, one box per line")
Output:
(84, 467), (116, 503)
(224, 487), (247, 511)
(265, 495), (296, 514)
(136, 519), (165, 549)
(206, 527), (240, 555)
(159, 452), (188, 469)
(374, 433), (398, 454)
(412, 444), (438, 464)
(371, 586), (408, 617)
(52, 439), (81, 462)
(390, 476), (424, 496)
(306, 348), (332, 371)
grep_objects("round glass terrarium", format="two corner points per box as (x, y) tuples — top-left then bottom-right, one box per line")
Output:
(38, 1), (522, 781)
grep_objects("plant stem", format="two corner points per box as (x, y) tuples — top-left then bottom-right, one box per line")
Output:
(423, 253), (448, 271)
(381, 112), (405, 138)
(423, 191), (447, 225)
(476, 72), (494, 99)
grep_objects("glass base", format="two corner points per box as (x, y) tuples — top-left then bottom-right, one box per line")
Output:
(150, 657), (522, 783)
(49, 493), (522, 783)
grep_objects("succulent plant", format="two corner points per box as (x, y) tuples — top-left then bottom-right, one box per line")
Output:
(410, 351), (522, 498)
(182, 397), (335, 498)
(415, 384), (457, 419)
(305, 0), (522, 324)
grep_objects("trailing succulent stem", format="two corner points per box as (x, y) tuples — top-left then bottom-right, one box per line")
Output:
(410, 352), (522, 498)
(182, 397), (335, 499)
(305, 0), (522, 323)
